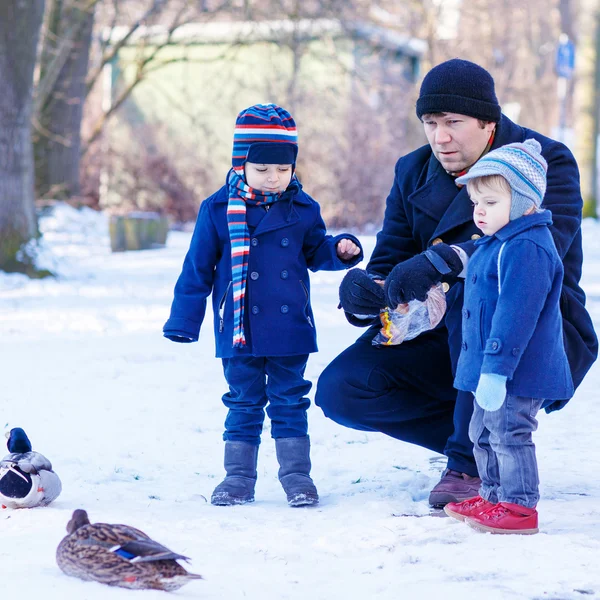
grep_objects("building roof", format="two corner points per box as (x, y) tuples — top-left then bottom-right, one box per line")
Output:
(101, 18), (427, 57)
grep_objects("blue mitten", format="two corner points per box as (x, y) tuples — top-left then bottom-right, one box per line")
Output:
(475, 373), (507, 411)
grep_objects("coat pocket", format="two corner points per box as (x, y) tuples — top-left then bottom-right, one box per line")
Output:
(300, 280), (314, 328)
(218, 281), (232, 333)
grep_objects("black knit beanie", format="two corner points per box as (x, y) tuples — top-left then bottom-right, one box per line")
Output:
(416, 59), (501, 123)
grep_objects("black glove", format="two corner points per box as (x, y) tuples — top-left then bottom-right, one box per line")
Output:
(339, 268), (386, 316)
(384, 244), (463, 307)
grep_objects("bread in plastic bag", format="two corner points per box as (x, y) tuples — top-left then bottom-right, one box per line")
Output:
(372, 283), (447, 346)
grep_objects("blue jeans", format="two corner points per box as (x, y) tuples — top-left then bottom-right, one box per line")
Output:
(221, 355), (311, 446)
(469, 394), (544, 508)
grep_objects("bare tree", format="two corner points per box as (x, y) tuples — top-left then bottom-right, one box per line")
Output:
(34, 0), (97, 200)
(0, 0), (47, 275)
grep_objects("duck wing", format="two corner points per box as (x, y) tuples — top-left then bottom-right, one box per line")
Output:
(111, 539), (191, 563)
(2, 451), (52, 474)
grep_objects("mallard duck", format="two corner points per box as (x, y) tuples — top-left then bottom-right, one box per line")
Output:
(0, 427), (62, 509)
(56, 509), (203, 591)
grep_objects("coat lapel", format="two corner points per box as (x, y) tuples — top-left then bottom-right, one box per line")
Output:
(407, 155), (472, 240)
(253, 199), (300, 235)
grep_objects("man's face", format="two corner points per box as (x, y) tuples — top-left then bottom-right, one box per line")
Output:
(422, 113), (496, 173)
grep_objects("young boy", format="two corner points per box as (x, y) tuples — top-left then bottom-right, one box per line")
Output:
(443, 139), (574, 534)
(163, 104), (363, 507)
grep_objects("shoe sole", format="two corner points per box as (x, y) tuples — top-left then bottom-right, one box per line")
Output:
(465, 517), (538, 535)
(288, 494), (319, 507)
(211, 496), (255, 506)
(443, 506), (468, 521)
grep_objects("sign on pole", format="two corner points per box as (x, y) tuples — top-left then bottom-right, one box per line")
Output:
(556, 35), (575, 79)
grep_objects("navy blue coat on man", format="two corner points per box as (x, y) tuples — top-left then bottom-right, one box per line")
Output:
(316, 114), (597, 478)
(163, 181), (363, 358)
(455, 211), (574, 404)
(359, 115), (596, 397)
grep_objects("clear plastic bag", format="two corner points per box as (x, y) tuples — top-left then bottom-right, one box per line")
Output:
(372, 283), (447, 346)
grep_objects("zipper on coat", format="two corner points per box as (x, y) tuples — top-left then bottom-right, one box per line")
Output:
(219, 281), (232, 333)
(300, 280), (314, 328)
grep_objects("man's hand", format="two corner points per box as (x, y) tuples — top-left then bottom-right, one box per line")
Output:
(384, 243), (463, 308)
(339, 269), (386, 316)
(336, 238), (361, 261)
(475, 373), (507, 411)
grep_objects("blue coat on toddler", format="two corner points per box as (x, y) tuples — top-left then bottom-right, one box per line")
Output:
(163, 180), (363, 357)
(454, 211), (574, 405)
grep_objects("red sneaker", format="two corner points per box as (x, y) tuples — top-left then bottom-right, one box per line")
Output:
(444, 495), (495, 522)
(466, 501), (539, 535)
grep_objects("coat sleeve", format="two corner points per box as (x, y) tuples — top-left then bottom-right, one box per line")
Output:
(303, 202), (364, 271)
(366, 160), (419, 279)
(163, 200), (220, 341)
(481, 240), (553, 378)
(540, 139), (583, 258)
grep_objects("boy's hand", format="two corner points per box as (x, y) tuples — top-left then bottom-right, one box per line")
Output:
(475, 373), (507, 411)
(336, 238), (361, 261)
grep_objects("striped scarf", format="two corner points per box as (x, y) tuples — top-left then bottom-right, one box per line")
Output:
(226, 169), (282, 347)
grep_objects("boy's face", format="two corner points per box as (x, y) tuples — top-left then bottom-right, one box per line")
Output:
(470, 183), (511, 236)
(244, 163), (293, 193)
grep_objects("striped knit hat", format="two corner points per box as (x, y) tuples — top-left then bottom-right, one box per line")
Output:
(455, 138), (547, 220)
(232, 104), (298, 175)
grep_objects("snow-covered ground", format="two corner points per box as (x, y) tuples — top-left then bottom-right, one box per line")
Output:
(1, 204), (599, 600)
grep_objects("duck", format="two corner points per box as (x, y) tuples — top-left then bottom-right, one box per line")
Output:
(0, 427), (62, 509)
(56, 509), (203, 591)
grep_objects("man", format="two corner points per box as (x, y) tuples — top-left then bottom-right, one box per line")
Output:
(315, 59), (598, 507)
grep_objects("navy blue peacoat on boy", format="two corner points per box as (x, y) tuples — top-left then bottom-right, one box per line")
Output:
(454, 211), (574, 404)
(163, 181), (363, 358)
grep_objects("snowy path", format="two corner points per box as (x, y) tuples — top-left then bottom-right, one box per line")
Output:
(1, 206), (599, 599)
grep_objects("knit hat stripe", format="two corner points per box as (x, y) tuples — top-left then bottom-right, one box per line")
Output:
(480, 157), (544, 202)
(488, 147), (548, 178)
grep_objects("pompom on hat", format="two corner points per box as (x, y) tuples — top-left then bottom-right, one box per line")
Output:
(416, 59), (501, 123)
(455, 138), (548, 220)
(232, 104), (298, 175)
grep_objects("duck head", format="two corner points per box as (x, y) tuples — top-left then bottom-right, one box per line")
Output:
(67, 509), (91, 533)
(7, 428), (32, 454)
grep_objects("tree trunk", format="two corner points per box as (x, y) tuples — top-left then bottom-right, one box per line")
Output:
(0, 0), (45, 273)
(34, 0), (95, 200)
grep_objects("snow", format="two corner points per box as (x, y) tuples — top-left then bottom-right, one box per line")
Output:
(1, 203), (599, 599)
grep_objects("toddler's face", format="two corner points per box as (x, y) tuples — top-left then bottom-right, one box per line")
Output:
(245, 163), (293, 193)
(470, 184), (511, 236)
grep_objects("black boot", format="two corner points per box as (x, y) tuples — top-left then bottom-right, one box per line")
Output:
(211, 441), (258, 506)
(275, 436), (319, 507)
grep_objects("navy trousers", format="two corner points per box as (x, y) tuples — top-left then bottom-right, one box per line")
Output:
(315, 326), (478, 476)
(221, 355), (312, 446)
